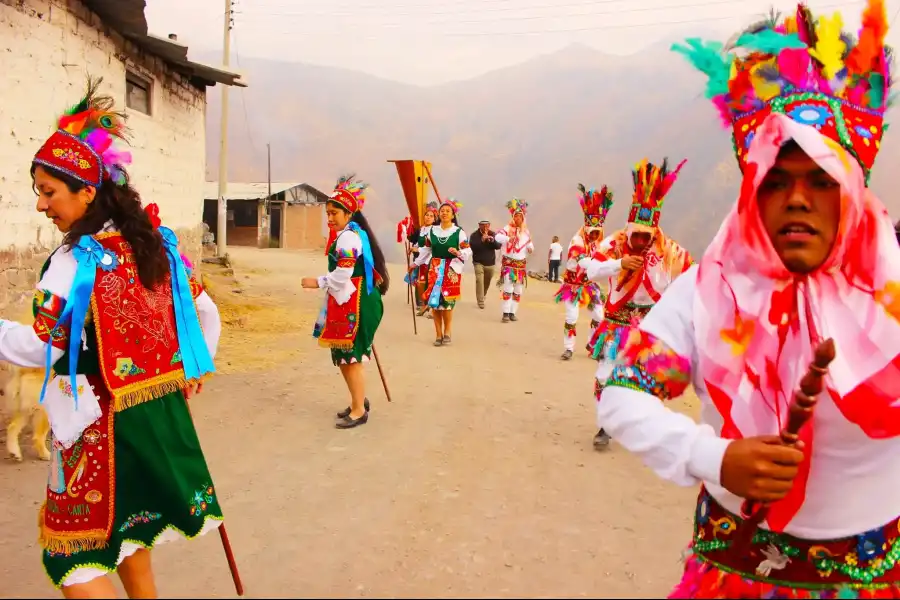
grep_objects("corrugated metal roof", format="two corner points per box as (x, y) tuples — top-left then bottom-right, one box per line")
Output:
(204, 182), (327, 203)
(125, 34), (247, 88)
(81, 2), (245, 88)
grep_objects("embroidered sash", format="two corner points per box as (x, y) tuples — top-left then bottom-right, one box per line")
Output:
(317, 276), (363, 350)
(39, 375), (115, 555)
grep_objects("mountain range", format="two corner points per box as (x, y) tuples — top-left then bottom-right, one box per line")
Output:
(201, 39), (900, 265)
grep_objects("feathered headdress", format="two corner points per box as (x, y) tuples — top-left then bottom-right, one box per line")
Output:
(32, 77), (132, 187)
(506, 197), (528, 216)
(671, 0), (893, 182)
(577, 183), (614, 229)
(440, 197), (462, 214)
(629, 158), (687, 229)
(328, 173), (368, 214)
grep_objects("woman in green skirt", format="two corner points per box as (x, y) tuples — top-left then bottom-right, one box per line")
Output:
(0, 79), (224, 597)
(302, 174), (389, 429)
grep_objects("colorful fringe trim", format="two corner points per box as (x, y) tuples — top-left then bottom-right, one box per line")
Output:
(497, 266), (528, 287)
(670, 553), (899, 599)
(553, 282), (604, 309)
(588, 320), (632, 361)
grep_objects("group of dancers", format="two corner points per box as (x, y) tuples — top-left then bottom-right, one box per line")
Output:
(1, 0), (899, 597)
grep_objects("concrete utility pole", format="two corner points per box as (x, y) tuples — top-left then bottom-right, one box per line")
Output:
(215, 0), (233, 257)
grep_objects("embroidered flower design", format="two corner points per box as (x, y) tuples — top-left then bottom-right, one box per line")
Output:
(57, 378), (85, 398)
(720, 312), (755, 356)
(119, 511), (162, 532)
(189, 484), (216, 517)
(51, 147), (92, 170)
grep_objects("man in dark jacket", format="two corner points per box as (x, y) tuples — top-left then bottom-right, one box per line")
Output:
(469, 219), (502, 309)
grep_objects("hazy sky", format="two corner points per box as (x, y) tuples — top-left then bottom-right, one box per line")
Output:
(146, 0), (900, 85)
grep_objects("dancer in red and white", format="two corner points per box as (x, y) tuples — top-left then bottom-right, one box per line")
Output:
(600, 1), (900, 596)
(583, 158), (693, 449)
(495, 198), (534, 323)
(556, 184), (615, 360)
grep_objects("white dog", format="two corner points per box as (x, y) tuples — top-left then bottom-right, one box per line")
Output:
(1, 303), (51, 461)
(3, 363), (51, 461)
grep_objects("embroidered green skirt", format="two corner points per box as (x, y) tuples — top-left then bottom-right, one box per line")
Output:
(42, 391), (223, 588)
(330, 286), (384, 366)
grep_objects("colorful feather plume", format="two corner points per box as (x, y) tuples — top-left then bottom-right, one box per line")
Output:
(672, 0), (893, 124)
(332, 173), (368, 212)
(58, 77), (132, 185)
(632, 158), (686, 211)
(578, 183), (614, 226)
(506, 197), (528, 216)
(441, 197), (463, 213)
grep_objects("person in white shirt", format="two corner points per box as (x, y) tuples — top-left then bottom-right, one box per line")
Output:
(547, 236), (563, 282)
(495, 198), (534, 322)
(602, 2), (900, 596)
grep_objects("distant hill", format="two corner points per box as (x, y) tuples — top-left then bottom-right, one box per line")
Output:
(200, 42), (900, 266)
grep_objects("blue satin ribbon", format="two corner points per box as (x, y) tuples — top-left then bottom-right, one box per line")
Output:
(427, 259), (447, 309)
(346, 222), (376, 294)
(159, 226), (215, 382)
(40, 236), (119, 408)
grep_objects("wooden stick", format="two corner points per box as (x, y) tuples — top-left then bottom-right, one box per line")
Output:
(405, 243), (418, 335)
(371, 345), (392, 402)
(183, 396), (245, 596)
(731, 338), (836, 553)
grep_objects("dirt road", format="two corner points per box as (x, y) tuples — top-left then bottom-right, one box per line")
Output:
(0, 247), (700, 598)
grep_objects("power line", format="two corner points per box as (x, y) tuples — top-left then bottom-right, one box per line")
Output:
(232, 0), (865, 37)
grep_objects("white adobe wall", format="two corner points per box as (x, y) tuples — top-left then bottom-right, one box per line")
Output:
(0, 0), (207, 308)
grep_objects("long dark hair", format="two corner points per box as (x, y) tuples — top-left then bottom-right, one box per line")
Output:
(32, 164), (169, 289)
(328, 200), (390, 295)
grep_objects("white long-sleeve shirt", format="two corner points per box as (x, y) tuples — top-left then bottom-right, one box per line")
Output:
(0, 244), (222, 368)
(318, 227), (365, 306)
(495, 226), (534, 260)
(412, 224), (472, 274)
(598, 265), (900, 540)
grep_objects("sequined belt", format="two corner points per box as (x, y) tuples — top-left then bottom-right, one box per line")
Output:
(502, 257), (527, 270)
(604, 302), (652, 326)
(692, 488), (900, 588)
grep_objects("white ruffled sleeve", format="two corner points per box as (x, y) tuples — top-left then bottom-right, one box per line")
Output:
(597, 265), (731, 487)
(413, 234), (433, 267)
(456, 228), (473, 261)
(317, 229), (362, 306)
(0, 248), (74, 368)
(494, 227), (509, 246)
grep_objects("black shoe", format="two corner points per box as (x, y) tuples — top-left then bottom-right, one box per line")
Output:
(509, 313), (518, 322)
(502, 313), (510, 323)
(336, 411), (369, 429)
(337, 398), (370, 419)
(593, 428), (611, 449)
(561, 350), (573, 361)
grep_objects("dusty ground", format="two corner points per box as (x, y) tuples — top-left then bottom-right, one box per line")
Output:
(0, 246), (702, 599)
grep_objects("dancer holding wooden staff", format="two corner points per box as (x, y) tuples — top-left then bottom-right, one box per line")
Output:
(593, 1), (900, 596)
(0, 77), (239, 597)
(303, 174), (390, 428)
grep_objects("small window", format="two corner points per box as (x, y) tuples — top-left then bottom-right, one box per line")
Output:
(125, 72), (151, 115)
